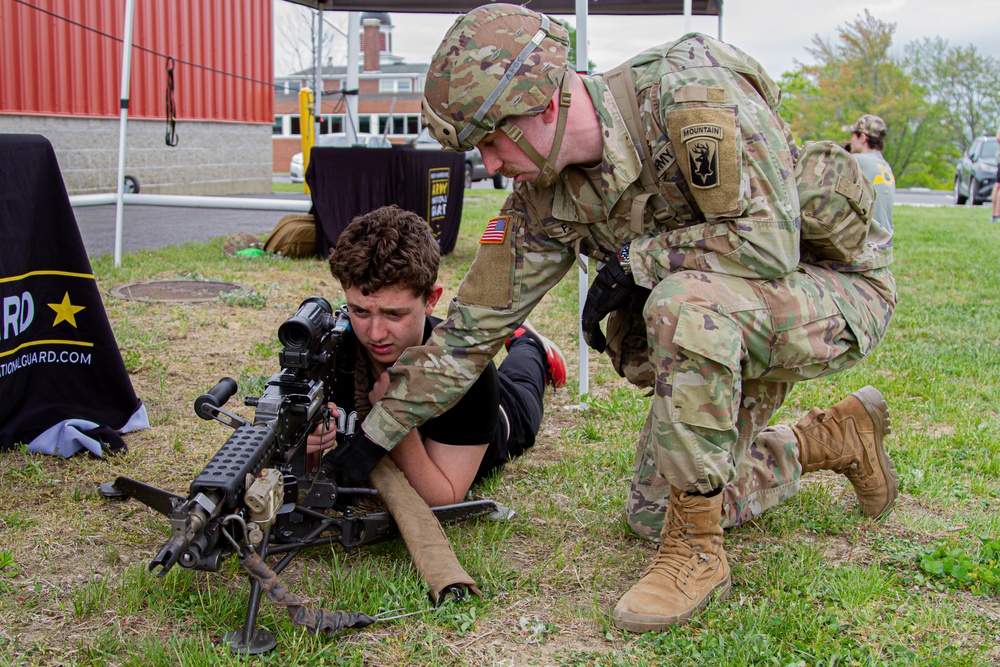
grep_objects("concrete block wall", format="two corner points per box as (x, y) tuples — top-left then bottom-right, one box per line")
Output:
(0, 116), (272, 196)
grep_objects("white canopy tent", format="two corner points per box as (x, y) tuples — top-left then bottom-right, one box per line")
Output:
(98, 0), (724, 397)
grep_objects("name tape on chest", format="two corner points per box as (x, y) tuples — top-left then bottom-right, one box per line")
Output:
(653, 144), (676, 178)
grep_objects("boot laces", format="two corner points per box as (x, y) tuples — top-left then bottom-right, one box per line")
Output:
(843, 462), (877, 490)
(842, 459), (880, 490)
(832, 459), (861, 475)
(645, 517), (701, 579)
(644, 546), (701, 580)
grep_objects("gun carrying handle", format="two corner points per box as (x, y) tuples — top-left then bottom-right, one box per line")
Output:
(195, 377), (239, 420)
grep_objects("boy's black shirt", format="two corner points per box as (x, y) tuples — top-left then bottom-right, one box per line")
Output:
(416, 316), (500, 453)
(340, 315), (504, 484)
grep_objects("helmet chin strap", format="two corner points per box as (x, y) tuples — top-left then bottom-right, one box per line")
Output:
(500, 86), (572, 188)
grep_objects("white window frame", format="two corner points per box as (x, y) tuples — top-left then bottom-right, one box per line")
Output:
(379, 78), (415, 93)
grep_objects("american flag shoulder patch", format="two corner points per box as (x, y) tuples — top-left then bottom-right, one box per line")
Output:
(480, 215), (509, 244)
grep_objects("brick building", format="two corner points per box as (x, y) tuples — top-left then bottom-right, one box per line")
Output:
(272, 12), (428, 173)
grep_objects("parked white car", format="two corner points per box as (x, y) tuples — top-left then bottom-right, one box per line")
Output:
(289, 133), (392, 183)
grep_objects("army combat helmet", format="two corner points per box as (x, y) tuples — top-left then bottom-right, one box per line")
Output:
(422, 3), (571, 187)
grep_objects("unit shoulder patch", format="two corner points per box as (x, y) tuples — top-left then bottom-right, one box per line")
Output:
(666, 106), (740, 214)
(681, 123), (723, 189)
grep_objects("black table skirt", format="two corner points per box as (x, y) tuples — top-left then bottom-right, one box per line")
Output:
(306, 145), (465, 257)
(0, 134), (144, 450)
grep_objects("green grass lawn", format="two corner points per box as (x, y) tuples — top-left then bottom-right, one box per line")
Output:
(271, 180), (304, 194)
(1, 199), (998, 666)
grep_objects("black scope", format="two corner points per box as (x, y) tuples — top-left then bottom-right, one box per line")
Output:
(278, 296), (334, 351)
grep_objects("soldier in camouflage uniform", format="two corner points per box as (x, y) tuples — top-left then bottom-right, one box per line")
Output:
(326, 3), (899, 633)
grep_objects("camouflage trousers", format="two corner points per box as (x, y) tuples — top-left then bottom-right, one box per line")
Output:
(624, 265), (896, 541)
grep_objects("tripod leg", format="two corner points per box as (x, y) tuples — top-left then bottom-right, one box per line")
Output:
(223, 530), (277, 655)
(223, 576), (276, 655)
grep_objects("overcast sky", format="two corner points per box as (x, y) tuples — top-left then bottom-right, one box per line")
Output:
(274, 0), (1000, 79)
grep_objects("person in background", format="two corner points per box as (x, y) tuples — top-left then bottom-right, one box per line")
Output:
(844, 114), (896, 233)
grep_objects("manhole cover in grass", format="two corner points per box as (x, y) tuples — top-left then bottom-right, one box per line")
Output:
(109, 280), (254, 303)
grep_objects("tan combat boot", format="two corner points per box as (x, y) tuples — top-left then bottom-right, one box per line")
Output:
(793, 385), (899, 520)
(613, 487), (730, 632)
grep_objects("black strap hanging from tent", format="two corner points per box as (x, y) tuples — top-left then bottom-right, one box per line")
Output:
(165, 56), (179, 147)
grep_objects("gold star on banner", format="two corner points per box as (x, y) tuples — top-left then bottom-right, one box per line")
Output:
(48, 292), (86, 328)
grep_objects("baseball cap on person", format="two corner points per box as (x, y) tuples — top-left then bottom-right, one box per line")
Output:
(842, 114), (887, 140)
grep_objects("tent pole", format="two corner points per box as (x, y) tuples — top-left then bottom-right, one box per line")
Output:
(113, 0), (136, 268)
(346, 11), (360, 143)
(314, 9), (323, 139)
(684, 0), (692, 33)
(575, 0), (589, 403)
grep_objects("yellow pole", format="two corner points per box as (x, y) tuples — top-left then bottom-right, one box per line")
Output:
(299, 87), (315, 194)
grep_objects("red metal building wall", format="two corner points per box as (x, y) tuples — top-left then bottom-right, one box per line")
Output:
(0, 0), (272, 123)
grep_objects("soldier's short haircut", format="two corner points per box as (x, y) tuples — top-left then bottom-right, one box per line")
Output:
(328, 205), (440, 300)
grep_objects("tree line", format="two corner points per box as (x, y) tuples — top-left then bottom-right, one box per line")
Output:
(777, 10), (1000, 190)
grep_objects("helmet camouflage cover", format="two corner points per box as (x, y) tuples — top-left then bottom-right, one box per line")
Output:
(422, 3), (570, 151)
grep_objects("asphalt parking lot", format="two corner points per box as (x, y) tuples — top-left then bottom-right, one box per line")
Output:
(73, 194), (310, 259)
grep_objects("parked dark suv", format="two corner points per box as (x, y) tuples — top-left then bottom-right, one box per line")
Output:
(410, 128), (508, 190)
(954, 135), (998, 205)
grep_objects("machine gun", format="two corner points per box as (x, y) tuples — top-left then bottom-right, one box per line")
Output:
(100, 296), (504, 654)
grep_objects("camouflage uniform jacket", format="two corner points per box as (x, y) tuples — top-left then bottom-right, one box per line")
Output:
(363, 33), (892, 451)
